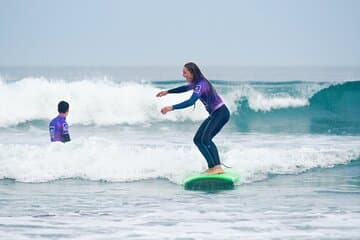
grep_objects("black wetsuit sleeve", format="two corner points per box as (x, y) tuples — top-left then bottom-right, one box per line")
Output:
(168, 85), (191, 94)
(172, 92), (199, 110)
(63, 134), (71, 143)
(62, 122), (70, 143)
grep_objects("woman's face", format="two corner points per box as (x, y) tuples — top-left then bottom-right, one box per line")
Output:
(182, 67), (193, 83)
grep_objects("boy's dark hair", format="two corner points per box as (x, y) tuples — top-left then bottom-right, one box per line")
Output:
(58, 101), (69, 113)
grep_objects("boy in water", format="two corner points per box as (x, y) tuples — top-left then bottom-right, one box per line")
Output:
(49, 101), (71, 143)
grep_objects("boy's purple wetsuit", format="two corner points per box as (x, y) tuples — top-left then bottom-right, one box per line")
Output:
(49, 115), (71, 143)
(168, 79), (230, 168)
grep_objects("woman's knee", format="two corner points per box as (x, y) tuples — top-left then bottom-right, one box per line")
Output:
(200, 134), (211, 146)
(193, 134), (201, 145)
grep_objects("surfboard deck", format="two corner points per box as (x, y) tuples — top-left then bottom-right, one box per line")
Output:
(184, 172), (240, 191)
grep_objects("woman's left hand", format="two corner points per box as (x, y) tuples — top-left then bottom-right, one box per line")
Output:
(161, 106), (173, 115)
(156, 90), (168, 97)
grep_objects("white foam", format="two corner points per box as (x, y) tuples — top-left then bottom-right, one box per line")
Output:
(248, 94), (308, 111)
(226, 85), (311, 112)
(0, 78), (331, 127)
(0, 137), (200, 183)
(226, 146), (358, 183)
(0, 77), (210, 127)
(0, 136), (358, 184)
(224, 134), (360, 183)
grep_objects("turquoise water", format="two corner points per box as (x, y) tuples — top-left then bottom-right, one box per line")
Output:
(232, 80), (360, 134)
(0, 67), (359, 239)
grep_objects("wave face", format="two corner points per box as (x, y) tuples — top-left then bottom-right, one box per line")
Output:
(0, 77), (359, 134)
(234, 81), (360, 134)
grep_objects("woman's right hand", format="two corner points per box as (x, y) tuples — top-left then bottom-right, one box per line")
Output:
(156, 90), (168, 97)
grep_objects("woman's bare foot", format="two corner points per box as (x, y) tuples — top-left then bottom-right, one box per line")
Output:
(206, 165), (224, 175)
(202, 168), (212, 174)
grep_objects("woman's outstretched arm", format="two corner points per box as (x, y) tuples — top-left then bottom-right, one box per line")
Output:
(167, 85), (191, 94)
(172, 92), (199, 110)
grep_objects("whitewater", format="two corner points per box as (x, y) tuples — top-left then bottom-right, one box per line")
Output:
(0, 66), (359, 240)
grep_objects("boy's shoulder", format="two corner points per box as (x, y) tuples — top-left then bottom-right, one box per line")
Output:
(50, 116), (66, 125)
(49, 116), (57, 125)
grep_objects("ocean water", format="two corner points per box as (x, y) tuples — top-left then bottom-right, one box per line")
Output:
(0, 66), (359, 239)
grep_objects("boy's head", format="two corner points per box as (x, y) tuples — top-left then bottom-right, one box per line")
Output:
(58, 101), (69, 116)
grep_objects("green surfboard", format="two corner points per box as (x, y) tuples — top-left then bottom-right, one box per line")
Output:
(184, 172), (240, 191)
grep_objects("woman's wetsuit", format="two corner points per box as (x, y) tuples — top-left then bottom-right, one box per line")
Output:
(168, 79), (230, 168)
